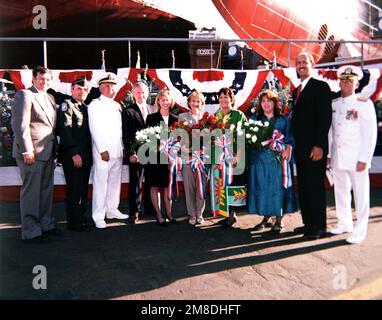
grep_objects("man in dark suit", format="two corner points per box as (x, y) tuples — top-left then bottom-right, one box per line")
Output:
(57, 77), (93, 232)
(122, 81), (156, 223)
(11, 66), (57, 241)
(291, 52), (332, 240)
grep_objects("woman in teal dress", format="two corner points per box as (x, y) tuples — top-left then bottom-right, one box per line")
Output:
(247, 90), (297, 233)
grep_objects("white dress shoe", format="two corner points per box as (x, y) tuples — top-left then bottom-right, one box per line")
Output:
(346, 234), (364, 244)
(106, 212), (129, 220)
(329, 226), (353, 235)
(95, 220), (107, 229)
(196, 216), (205, 224)
(189, 216), (196, 225)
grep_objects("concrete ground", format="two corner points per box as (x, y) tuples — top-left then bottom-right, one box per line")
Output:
(0, 189), (381, 300)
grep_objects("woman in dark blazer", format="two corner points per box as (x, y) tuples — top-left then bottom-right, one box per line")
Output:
(145, 89), (178, 225)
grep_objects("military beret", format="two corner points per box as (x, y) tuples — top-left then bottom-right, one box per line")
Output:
(337, 65), (363, 81)
(72, 76), (88, 87)
(98, 73), (117, 86)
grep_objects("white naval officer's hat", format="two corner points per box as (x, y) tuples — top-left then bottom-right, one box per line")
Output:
(337, 65), (363, 81)
(98, 73), (117, 86)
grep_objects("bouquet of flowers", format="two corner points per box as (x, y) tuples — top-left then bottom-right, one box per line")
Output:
(132, 125), (163, 151)
(0, 91), (15, 166)
(207, 112), (237, 132)
(170, 112), (223, 132)
(170, 119), (193, 135)
(170, 112), (221, 154)
(243, 119), (273, 149)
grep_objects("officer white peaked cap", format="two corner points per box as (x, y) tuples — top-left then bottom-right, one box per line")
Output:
(337, 65), (363, 81)
(98, 73), (118, 86)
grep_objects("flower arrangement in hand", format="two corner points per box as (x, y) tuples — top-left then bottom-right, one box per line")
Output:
(133, 111), (275, 164)
(133, 125), (162, 150)
(243, 119), (273, 149)
(170, 112), (224, 132)
(0, 91), (15, 165)
(135, 125), (159, 143)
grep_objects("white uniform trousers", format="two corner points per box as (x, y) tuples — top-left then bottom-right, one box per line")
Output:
(332, 167), (370, 241)
(92, 157), (123, 223)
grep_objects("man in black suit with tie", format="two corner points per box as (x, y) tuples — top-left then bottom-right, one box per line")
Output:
(291, 52), (332, 240)
(122, 81), (156, 223)
(57, 77), (93, 231)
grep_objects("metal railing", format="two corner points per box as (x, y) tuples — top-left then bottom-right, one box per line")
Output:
(1, 37), (382, 68)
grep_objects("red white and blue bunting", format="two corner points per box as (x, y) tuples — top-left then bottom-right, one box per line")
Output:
(2, 67), (381, 115)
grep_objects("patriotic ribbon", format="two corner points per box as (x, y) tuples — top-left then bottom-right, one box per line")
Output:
(215, 135), (234, 187)
(261, 130), (292, 188)
(188, 147), (209, 199)
(159, 137), (183, 200)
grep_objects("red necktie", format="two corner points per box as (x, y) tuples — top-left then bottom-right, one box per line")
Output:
(295, 84), (302, 101)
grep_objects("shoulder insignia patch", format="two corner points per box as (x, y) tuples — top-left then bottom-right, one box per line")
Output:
(61, 102), (68, 111)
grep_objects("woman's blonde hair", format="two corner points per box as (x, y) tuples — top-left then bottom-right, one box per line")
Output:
(155, 89), (175, 110)
(187, 90), (206, 107)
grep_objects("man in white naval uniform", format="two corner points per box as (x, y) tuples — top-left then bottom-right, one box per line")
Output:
(328, 65), (377, 244)
(88, 74), (128, 228)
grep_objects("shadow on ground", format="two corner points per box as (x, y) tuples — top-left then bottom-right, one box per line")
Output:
(0, 189), (379, 299)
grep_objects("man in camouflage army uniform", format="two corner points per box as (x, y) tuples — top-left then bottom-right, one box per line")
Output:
(57, 77), (93, 231)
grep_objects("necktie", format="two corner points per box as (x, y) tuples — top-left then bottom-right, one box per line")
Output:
(295, 84), (302, 101)
(141, 105), (147, 122)
(80, 104), (87, 114)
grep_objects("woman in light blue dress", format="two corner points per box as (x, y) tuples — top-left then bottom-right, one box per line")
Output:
(247, 90), (297, 233)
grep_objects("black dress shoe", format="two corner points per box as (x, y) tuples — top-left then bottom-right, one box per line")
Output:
(271, 222), (283, 234)
(216, 218), (228, 225)
(226, 215), (237, 227)
(304, 230), (328, 240)
(130, 215), (139, 224)
(253, 222), (265, 231)
(157, 220), (167, 226)
(43, 228), (62, 236)
(164, 212), (177, 224)
(215, 216), (235, 227)
(83, 219), (95, 228)
(23, 234), (49, 243)
(85, 221), (94, 228)
(253, 220), (273, 231)
(304, 233), (320, 241)
(68, 224), (91, 232)
(294, 226), (305, 234)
